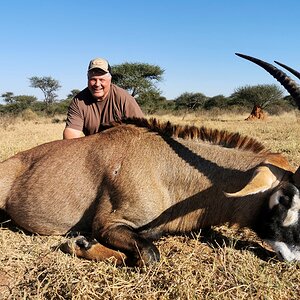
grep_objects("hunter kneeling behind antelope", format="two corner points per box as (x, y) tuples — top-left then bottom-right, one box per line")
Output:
(0, 54), (300, 266)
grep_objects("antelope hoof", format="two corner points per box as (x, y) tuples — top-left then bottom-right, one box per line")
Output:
(75, 236), (94, 249)
(60, 236), (127, 265)
(137, 245), (160, 267)
(60, 235), (92, 255)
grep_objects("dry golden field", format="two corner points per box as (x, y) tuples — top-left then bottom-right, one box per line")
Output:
(0, 111), (300, 299)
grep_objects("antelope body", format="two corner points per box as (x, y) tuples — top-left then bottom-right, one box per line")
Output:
(0, 117), (299, 265)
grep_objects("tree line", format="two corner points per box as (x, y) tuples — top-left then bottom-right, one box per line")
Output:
(0, 62), (297, 117)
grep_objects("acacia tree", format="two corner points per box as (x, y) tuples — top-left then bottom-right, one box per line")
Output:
(174, 92), (208, 110)
(136, 89), (168, 113)
(231, 84), (284, 117)
(0, 92), (37, 114)
(67, 89), (81, 100)
(29, 76), (61, 106)
(204, 95), (229, 110)
(111, 62), (164, 97)
(232, 84), (284, 106)
(1, 92), (15, 104)
(1, 92), (37, 106)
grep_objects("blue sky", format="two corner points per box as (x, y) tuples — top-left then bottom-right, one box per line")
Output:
(1, 0), (300, 102)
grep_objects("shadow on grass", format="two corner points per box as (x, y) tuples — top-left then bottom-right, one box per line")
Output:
(199, 227), (277, 262)
(0, 209), (278, 263)
(0, 210), (15, 228)
(0, 210), (34, 234)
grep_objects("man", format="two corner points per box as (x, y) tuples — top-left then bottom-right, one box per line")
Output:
(63, 57), (144, 139)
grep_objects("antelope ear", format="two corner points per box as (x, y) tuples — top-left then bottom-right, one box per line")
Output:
(225, 165), (283, 198)
(293, 167), (300, 188)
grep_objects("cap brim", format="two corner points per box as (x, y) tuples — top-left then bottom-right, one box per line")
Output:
(88, 67), (109, 73)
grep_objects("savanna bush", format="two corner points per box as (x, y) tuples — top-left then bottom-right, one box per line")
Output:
(21, 108), (39, 121)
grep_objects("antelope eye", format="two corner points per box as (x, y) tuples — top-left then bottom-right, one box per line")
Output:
(279, 195), (290, 208)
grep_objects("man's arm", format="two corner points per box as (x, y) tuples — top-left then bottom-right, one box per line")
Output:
(64, 96), (85, 139)
(63, 127), (82, 139)
(124, 97), (144, 118)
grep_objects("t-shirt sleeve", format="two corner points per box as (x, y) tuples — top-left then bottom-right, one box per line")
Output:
(65, 98), (84, 131)
(123, 96), (145, 118)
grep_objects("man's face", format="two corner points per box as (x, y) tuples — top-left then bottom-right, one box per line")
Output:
(88, 70), (112, 101)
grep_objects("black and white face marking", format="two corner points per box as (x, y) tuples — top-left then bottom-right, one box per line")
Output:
(264, 240), (300, 262)
(255, 182), (300, 262)
(269, 185), (300, 227)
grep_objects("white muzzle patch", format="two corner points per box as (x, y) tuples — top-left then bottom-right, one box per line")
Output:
(265, 240), (300, 262)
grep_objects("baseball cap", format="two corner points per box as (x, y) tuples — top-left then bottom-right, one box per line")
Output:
(88, 58), (111, 73)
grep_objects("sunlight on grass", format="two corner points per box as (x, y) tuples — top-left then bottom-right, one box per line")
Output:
(0, 112), (299, 299)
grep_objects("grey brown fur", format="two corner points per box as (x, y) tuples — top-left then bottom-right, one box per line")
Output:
(1, 117), (299, 265)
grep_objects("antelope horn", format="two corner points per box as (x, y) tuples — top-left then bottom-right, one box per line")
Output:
(274, 61), (300, 80)
(225, 165), (283, 198)
(235, 53), (300, 110)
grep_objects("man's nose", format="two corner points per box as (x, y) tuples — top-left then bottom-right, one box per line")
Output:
(94, 79), (102, 86)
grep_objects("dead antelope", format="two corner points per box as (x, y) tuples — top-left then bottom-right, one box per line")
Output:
(0, 57), (300, 266)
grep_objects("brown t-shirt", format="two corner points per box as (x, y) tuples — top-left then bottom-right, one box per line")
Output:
(65, 84), (144, 135)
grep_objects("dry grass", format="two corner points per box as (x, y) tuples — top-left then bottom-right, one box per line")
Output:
(0, 112), (300, 299)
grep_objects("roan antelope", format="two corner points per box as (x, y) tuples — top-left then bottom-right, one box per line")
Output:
(0, 54), (300, 266)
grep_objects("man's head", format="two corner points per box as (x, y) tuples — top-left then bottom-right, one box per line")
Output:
(87, 58), (112, 101)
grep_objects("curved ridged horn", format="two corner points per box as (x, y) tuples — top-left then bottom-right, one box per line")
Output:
(235, 53), (300, 109)
(274, 61), (300, 80)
